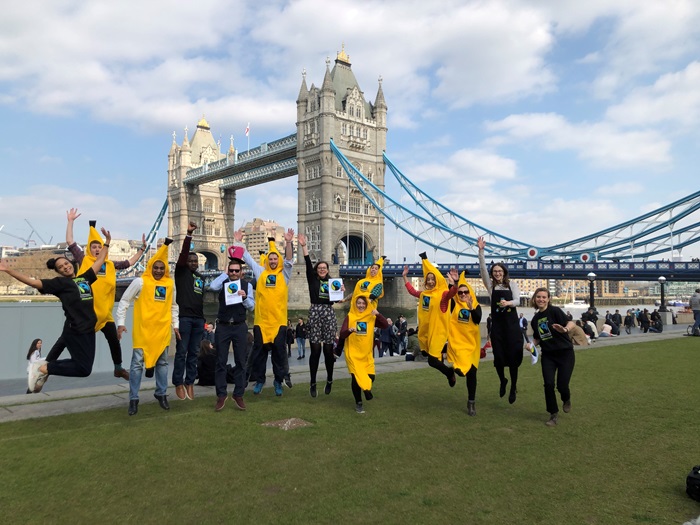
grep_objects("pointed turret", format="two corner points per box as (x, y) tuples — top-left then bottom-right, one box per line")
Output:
(374, 75), (387, 110)
(181, 126), (191, 151)
(297, 68), (309, 104)
(321, 57), (334, 94)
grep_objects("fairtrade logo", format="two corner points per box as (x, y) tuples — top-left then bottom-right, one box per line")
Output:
(331, 280), (341, 291)
(422, 296), (431, 309)
(227, 282), (239, 293)
(98, 263), (106, 276)
(320, 282), (329, 294)
(266, 275), (277, 287)
(458, 309), (471, 321)
(360, 280), (370, 291)
(155, 286), (166, 300)
(356, 322), (367, 334)
(194, 279), (203, 291)
(77, 282), (91, 294)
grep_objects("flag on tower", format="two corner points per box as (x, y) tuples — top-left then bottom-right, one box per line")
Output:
(245, 123), (250, 137)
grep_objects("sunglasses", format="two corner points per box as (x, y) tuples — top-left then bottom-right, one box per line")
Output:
(457, 290), (470, 296)
(228, 268), (241, 273)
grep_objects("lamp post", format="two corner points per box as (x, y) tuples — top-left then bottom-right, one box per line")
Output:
(587, 272), (596, 310)
(658, 276), (667, 312)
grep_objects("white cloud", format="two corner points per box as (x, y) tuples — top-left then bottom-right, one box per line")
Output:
(606, 61), (700, 128)
(485, 113), (671, 168)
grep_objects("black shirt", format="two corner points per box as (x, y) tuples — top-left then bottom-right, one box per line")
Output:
(41, 268), (98, 334)
(304, 255), (334, 305)
(531, 306), (573, 353)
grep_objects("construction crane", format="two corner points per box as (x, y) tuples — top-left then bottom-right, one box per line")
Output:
(24, 219), (53, 245)
(0, 225), (36, 248)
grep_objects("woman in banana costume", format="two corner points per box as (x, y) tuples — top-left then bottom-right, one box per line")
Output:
(402, 253), (454, 387)
(338, 295), (388, 414)
(442, 271), (482, 416)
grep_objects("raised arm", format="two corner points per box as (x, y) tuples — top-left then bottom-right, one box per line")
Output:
(284, 228), (294, 262)
(90, 228), (111, 275)
(477, 236), (492, 295)
(177, 222), (197, 267)
(126, 233), (147, 266)
(298, 233), (309, 257)
(66, 208), (81, 246)
(0, 260), (43, 291)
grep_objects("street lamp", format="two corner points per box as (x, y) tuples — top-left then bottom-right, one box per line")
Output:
(587, 272), (596, 310)
(658, 276), (668, 312)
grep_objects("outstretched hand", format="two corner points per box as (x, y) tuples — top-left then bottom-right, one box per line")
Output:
(477, 236), (486, 250)
(233, 229), (243, 242)
(284, 228), (295, 242)
(187, 221), (197, 235)
(402, 265), (409, 278)
(66, 208), (81, 222)
(101, 228), (111, 244)
(448, 267), (459, 284)
(297, 233), (307, 246)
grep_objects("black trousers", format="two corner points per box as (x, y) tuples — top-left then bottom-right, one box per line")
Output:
(214, 322), (249, 398)
(45, 330), (96, 377)
(541, 348), (575, 414)
(46, 321), (122, 366)
(250, 326), (288, 384)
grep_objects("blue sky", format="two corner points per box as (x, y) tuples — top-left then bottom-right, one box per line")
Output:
(1, 0), (699, 261)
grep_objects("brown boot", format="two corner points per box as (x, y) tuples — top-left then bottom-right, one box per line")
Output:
(545, 413), (558, 427)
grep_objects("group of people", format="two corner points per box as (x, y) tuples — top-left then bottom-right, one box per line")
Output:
(7, 213), (580, 426)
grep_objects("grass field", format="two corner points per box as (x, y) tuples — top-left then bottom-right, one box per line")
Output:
(1, 339), (699, 524)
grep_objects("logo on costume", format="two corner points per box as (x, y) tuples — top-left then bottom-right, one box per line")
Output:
(360, 280), (370, 291)
(97, 263), (106, 276)
(154, 286), (167, 301)
(458, 309), (471, 322)
(194, 278), (204, 294)
(266, 274), (277, 287)
(227, 282), (239, 294)
(355, 321), (368, 335)
(331, 279), (341, 291)
(76, 280), (93, 300)
(421, 296), (431, 310)
(538, 317), (553, 340)
(320, 282), (329, 294)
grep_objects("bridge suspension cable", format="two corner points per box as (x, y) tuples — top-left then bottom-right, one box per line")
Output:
(116, 198), (169, 276)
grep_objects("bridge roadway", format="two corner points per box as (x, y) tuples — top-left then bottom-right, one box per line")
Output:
(340, 260), (700, 281)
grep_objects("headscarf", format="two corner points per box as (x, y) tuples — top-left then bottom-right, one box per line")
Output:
(352, 256), (384, 302)
(344, 294), (378, 392)
(77, 221), (115, 331)
(417, 255), (449, 358)
(133, 240), (174, 368)
(254, 238), (288, 343)
(447, 271), (481, 374)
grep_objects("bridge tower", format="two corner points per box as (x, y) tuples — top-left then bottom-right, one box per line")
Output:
(296, 47), (388, 265)
(167, 117), (236, 269)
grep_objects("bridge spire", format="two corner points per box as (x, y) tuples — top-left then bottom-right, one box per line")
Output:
(297, 68), (309, 103)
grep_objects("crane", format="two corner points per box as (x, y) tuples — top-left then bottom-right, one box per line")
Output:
(0, 225), (36, 248)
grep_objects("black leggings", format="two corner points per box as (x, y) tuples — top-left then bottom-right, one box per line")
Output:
(350, 373), (375, 403)
(428, 355), (453, 378)
(46, 321), (123, 366)
(464, 365), (477, 401)
(309, 342), (335, 384)
(495, 364), (518, 394)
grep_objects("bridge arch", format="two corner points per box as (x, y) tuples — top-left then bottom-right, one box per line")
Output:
(335, 233), (374, 265)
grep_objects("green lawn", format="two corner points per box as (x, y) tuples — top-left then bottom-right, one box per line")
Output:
(2, 339), (699, 524)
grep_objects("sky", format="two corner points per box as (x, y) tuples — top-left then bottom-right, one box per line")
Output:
(1, 0), (700, 262)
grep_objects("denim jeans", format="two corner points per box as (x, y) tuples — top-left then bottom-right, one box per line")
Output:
(129, 348), (168, 401)
(693, 310), (700, 331)
(173, 316), (204, 386)
(296, 337), (306, 357)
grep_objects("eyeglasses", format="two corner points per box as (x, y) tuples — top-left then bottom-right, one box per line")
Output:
(457, 291), (470, 296)
(228, 269), (241, 273)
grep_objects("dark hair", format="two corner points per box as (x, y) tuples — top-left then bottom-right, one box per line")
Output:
(200, 340), (214, 355)
(314, 260), (331, 277)
(488, 262), (510, 288)
(529, 287), (550, 308)
(46, 257), (73, 272)
(27, 338), (42, 360)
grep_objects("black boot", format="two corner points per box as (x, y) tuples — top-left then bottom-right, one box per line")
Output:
(154, 394), (170, 410)
(128, 399), (139, 416)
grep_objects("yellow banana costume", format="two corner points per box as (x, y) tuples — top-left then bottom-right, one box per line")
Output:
(254, 239), (287, 344)
(133, 242), (174, 369)
(417, 256), (449, 358)
(447, 272), (481, 375)
(78, 223), (115, 331)
(352, 256), (384, 302)
(344, 295), (378, 392)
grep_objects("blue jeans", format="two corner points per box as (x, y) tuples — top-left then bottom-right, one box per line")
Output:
(173, 316), (204, 386)
(296, 337), (306, 357)
(693, 310), (700, 331)
(129, 348), (168, 401)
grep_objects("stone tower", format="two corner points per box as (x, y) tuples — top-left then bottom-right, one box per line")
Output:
(167, 117), (237, 269)
(296, 46), (388, 265)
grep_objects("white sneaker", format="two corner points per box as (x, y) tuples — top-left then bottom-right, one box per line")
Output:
(28, 360), (47, 392)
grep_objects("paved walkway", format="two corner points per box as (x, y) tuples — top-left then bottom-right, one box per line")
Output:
(0, 325), (692, 423)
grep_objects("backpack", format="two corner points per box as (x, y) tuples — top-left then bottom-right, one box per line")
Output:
(687, 465), (700, 501)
